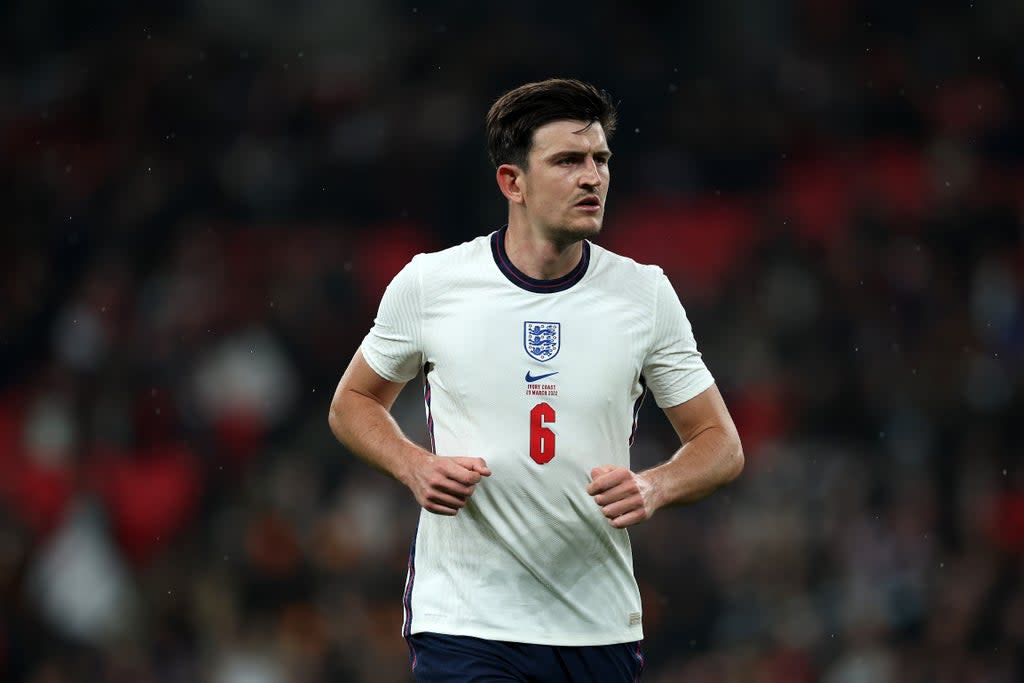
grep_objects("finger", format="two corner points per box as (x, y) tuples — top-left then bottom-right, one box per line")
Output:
(426, 491), (469, 510)
(425, 503), (459, 516)
(586, 468), (629, 496)
(609, 508), (648, 528)
(592, 479), (641, 505)
(592, 488), (628, 506)
(601, 496), (642, 519)
(443, 463), (483, 486)
(436, 480), (475, 498)
(590, 465), (617, 480)
(452, 457), (492, 477)
(425, 469), (476, 494)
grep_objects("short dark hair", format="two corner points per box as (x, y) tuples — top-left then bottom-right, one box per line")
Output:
(485, 78), (618, 168)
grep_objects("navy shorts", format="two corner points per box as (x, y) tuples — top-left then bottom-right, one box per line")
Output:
(406, 632), (645, 682)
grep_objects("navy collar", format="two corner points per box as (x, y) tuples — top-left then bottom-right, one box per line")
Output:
(490, 226), (591, 294)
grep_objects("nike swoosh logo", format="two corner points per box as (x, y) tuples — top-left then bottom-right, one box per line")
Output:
(525, 371), (559, 383)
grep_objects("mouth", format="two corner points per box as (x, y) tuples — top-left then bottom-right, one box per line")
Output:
(574, 196), (602, 212)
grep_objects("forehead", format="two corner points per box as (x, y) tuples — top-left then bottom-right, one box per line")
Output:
(529, 119), (609, 156)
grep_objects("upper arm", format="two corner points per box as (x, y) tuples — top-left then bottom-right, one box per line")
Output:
(662, 383), (739, 446)
(330, 348), (409, 417)
(643, 273), (715, 409)
(330, 256), (422, 435)
(359, 256), (424, 384)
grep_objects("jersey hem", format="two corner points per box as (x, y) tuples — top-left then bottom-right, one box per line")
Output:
(653, 373), (715, 409)
(360, 343), (418, 383)
(407, 621), (644, 647)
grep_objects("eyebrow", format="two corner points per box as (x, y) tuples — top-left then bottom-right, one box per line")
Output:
(545, 148), (613, 161)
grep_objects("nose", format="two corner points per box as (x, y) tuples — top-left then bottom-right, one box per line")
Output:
(579, 157), (602, 189)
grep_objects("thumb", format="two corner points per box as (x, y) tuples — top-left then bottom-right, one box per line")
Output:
(454, 457), (492, 476)
(590, 464), (617, 480)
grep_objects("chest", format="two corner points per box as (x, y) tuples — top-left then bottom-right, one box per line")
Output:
(421, 287), (649, 408)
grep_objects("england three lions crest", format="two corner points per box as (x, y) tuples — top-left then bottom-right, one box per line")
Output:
(524, 322), (560, 362)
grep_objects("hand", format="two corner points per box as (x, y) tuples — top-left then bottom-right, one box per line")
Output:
(404, 455), (491, 515)
(586, 465), (656, 528)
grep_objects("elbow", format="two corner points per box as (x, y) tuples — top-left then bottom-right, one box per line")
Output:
(327, 401), (347, 444)
(726, 433), (745, 483)
(709, 414), (744, 484)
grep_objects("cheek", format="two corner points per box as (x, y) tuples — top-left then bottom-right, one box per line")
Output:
(540, 182), (568, 206)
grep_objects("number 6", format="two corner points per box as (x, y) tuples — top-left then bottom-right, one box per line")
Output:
(530, 402), (556, 464)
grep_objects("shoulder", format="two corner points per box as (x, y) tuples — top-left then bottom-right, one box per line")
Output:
(406, 233), (492, 277)
(588, 241), (666, 288)
(389, 233), (495, 304)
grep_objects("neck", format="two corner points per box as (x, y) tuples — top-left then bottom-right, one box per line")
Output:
(504, 220), (584, 280)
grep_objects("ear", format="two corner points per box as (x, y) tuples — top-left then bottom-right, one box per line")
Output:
(496, 164), (526, 205)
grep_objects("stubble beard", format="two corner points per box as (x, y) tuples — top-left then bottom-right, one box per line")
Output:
(545, 214), (603, 248)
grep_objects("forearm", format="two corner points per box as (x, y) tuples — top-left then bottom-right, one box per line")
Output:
(328, 389), (429, 487)
(643, 425), (743, 509)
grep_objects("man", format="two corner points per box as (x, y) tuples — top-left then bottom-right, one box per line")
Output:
(329, 78), (743, 682)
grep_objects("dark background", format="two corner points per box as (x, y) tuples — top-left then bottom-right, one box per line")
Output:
(1, 1), (1022, 681)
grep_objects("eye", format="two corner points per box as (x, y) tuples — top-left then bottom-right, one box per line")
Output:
(558, 157), (575, 166)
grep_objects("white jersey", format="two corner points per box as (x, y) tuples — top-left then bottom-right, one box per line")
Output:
(360, 227), (714, 646)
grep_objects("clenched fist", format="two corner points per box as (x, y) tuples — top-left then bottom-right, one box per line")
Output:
(586, 465), (657, 528)
(404, 455), (491, 515)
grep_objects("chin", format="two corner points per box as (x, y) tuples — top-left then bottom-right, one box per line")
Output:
(551, 219), (602, 244)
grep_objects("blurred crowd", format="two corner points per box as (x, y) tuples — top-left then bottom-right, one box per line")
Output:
(2, 1), (1023, 681)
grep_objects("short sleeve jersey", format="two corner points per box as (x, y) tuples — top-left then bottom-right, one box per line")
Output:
(360, 227), (714, 646)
